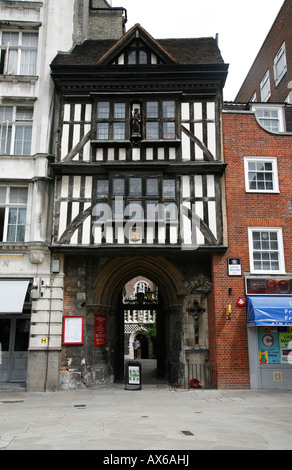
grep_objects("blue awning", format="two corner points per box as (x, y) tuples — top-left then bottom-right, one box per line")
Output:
(247, 296), (292, 327)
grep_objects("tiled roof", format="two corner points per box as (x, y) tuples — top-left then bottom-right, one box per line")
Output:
(51, 37), (224, 66)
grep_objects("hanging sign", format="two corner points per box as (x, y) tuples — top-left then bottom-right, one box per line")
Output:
(228, 258), (242, 276)
(94, 315), (107, 346)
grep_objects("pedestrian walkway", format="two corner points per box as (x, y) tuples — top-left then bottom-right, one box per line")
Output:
(1, 383), (292, 450)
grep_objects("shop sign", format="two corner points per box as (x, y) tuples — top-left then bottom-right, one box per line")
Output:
(94, 315), (107, 346)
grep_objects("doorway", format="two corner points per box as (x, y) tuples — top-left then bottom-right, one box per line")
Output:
(0, 315), (30, 383)
(113, 275), (165, 383)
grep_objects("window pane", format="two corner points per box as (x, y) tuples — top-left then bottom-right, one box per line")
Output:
(6, 49), (18, 74)
(16, 222), (25, 242)
(22, 33), (38, 47)
(113, 178), (124, 196)
(9, 187), (28, 204)
(18, 208), (26, 225)
(113, 198), (124, 219)
(163, 180), (175, 198)
(97, 180), (109, 198)
(163, 101), (175, 118)
(139, 51), (147, 64)
(163, 122), (176, 139)
(2, 32), (19, 46)
(146, 200), (159, 220)
(14, 319), (30, 351)
(97, 102), (110, 119)
(128, 201), (143, 219)
(146, 122), (159, 140)
(20, 49), (37, 75)
(113, 122), (125, 140)
(128, 51), (136, 64)
(0, 106), (13, 121)
(146, 102), (158, 118)
(0, 187), (6, 204)
(114, 103), (125, 119)
(0, 319), (11, 351)
(16, 107), (33, 121)
(164, 202), (177, 220)
(96, 123), (109, 139)
(8, 208), (17, 224)
(129, 178), (142, 196)
(14, 125), (32, 155)
(146, 179), (159, 196)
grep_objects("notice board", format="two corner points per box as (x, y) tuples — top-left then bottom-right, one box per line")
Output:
(94, 315), (107, 346)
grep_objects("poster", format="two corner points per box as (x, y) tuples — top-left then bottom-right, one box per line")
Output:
(129, 365), (140, 384)
(258, 331), (280, 363)
(94, 315), (107, 346)
(279, 332), (292, 363)
(62, 316), (84, 345)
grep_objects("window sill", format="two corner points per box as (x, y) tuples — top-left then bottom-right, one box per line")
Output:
(0, 74), (38, 84)
(91, 140), (132, 148)
(91, 139), (181, 148)
(141, 139), (181, 147)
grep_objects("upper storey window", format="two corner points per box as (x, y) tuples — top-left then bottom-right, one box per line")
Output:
(274, 42), (287, 87)
(0, 31), (38, 76)
(146, 101), (176, 140)
(0, 105), (33, 155)
(95, 100), (177, 142)
(0, 186), (28, 243)
(260, 70), (271, 102)
(97, 102), (126, 140)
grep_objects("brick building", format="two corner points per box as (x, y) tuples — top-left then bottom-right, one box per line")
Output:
(218, 103), (292, 389)
(235, 0), (292, 104)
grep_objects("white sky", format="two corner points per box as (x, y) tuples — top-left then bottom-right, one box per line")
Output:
(112, 0), (284, 101)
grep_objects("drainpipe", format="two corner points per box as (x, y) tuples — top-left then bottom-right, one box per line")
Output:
(89, 0), (128, 33)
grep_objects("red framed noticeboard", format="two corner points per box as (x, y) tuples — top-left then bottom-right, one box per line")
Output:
(94, 315), (107, 346)
(62, 316), (84, 345)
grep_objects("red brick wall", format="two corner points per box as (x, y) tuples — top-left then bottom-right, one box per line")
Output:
(208, 110), (292, 388)
(235, 0), (292, 102)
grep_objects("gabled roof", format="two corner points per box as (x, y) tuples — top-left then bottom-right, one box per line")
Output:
(96, 23), (177, 64)
(51, 23), (225, 67)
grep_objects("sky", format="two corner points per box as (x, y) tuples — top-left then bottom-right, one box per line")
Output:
(111, 0), (285, 101)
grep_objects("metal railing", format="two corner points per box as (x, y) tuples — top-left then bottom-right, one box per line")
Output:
(168, 361), (217, 389)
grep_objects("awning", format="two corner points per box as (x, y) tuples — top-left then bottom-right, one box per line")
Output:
(247, 296), (292, 327)
(0, 280), (30, 314)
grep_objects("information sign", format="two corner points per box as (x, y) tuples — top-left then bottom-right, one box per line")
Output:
(94, 315), (107, 346)
(62, 316), (84, 345)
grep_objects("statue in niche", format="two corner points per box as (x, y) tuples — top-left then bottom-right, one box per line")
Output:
(131, 105), (141, 142)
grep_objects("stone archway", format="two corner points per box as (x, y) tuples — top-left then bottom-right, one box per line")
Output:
(93, 256), (186, 307)
(92, 256), (187, 382)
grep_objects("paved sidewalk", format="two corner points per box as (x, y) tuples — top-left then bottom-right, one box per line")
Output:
(1, 384), (292, 451)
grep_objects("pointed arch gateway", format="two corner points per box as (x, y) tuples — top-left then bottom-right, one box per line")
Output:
(92, 256), (187, 383)
(93, 256), (187, 307)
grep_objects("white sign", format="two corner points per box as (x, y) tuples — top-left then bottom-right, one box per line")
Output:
(228, 258), (242, 276)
